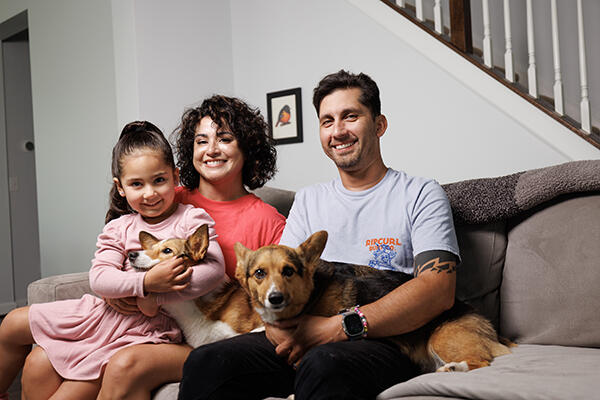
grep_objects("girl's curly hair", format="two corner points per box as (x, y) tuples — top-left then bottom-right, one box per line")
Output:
(172, 95), (277, 190)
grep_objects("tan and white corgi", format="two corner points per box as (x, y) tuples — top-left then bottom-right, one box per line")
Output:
(128, 225), (262, 348)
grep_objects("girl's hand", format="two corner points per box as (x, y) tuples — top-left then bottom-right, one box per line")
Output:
(143, 257), (192, 293)
(104, 296), (140, 315)
(137, 294), (160, 317)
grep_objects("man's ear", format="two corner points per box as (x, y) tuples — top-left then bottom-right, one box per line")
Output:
(186, 224), (209, 262)
(375, 114), (387, 138)
(139, 231), (160, 250)
(297, 231), (328, 271)
(234, 242), (252, 290)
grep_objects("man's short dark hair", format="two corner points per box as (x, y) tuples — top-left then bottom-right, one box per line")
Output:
(312, 70), (381, 118)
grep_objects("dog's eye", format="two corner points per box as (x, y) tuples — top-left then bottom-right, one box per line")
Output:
(162, 248), (173, 254)
(253, 268), (266, 280)
(281, 266), (295, 277)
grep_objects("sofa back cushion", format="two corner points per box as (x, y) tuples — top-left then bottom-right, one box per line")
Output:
(500, 193), (600, 347)
(252, 186), (296, 218)
(455, 221), (507, 329)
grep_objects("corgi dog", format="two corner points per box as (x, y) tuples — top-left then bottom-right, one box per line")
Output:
(234, 230), (513, 373)
(128, 224), (262, 348)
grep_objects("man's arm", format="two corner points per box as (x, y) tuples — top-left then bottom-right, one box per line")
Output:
(274, 250), (458, 364)
(359, 250), (457, 338)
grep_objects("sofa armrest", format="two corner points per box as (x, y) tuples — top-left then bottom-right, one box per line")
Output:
(27, 272), (94, 304)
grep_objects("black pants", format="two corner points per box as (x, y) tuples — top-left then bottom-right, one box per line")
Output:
(178, 332), (419, 400)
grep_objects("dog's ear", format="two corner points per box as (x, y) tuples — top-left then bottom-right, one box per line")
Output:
(139, 231), (160, 250)
(234, 242), (251, 290)
(297, 231), (328, 268)
(186, 224), (209, 262)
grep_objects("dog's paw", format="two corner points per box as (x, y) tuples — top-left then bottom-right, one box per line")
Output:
(436, 361), (469, 372)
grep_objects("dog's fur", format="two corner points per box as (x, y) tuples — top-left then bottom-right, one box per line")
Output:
(234, 230), (513, 373)
(128, 225), (262, 348)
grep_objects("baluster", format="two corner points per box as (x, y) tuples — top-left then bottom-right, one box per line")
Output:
(434, 0), (443, 34)
(503, 0), (514, 82)
(551, 0), (564, 115)
(526, 0), (537, 98)
(482, 0), (493, 68)
(577, 0), (591, 133)
(416, 0), (424, 21)
(397, 0), (405, 7)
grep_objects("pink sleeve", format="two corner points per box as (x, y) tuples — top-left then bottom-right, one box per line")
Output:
(154, 208), (226, 305)
(89, 220), (146, 298)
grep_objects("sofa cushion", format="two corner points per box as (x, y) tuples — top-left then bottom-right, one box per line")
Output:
(252, 186), (296, 218)
(500, 194), (600, 346)
(27, 272), (93, 304)
(377, 344), (600, 400)
(454, 221), (507, 329)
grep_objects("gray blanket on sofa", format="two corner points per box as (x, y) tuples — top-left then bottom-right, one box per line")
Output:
(442, 160), (600, 225)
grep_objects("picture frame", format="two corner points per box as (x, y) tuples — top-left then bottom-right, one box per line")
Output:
(266, 87), (303, 145)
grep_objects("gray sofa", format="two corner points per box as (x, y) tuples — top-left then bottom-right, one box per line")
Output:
(28, 160), (600, 399)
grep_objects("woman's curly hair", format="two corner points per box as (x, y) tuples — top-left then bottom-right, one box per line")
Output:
(172, 95), (277, 191)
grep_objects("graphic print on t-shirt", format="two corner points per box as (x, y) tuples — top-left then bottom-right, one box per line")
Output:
(365, 237), (402, 270)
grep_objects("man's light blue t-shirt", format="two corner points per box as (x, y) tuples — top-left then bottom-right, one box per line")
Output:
(279, 169), (459, 274)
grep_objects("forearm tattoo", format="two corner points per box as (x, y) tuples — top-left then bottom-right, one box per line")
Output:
(414, 250), (458, 277)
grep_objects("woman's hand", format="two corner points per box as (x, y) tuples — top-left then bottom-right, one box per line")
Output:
(104, 296), (140, 315)
(143, 257), (191, 293)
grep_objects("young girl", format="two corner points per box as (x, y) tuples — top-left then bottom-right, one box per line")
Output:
(0, 121), (225, 400)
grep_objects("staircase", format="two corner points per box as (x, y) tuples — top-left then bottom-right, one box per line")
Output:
(352, 0), (600, 152)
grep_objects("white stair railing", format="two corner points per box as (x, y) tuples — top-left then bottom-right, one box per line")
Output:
(526, 0), (538, 98)
(387, 0), (596, 139)
(482, 0), (492, 68)
(577, 0), (591, 134)
(503, 0), (514, 83)
(550, 0), (564, 116)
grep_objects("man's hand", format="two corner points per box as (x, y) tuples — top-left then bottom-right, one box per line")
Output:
(265, 320), (297, 347)
(104, 296), (140, 315)
(274, 314), (346, 366)
(143, 257), (191, 293)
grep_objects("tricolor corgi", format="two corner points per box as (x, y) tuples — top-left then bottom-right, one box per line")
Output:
(234, 230), (513, 372)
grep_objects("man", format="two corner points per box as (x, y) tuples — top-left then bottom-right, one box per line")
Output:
(178, 70), (460, 400)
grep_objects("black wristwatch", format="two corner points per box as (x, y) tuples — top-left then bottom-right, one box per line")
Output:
(340, 306), (368, 340)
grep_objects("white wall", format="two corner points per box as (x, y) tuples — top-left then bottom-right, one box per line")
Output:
(230, 0), (597, 191)
(131, 0), (234, 136)
(1, 0), (120, 277)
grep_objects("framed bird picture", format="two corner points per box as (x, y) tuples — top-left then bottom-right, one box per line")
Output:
(266, 87), (303, 145)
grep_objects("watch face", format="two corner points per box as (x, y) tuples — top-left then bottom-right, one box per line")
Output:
(344, 313), (364, 335)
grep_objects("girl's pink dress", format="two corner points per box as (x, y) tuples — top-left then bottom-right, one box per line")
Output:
(28, 204), (225, 380)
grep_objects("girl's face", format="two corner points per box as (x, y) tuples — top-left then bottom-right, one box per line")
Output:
(193, 116), (245, 188)
(114, 149), (179, 224)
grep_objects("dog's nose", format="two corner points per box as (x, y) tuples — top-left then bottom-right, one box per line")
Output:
(268, 292), (284, 305)
(128, 252), (139, 262)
